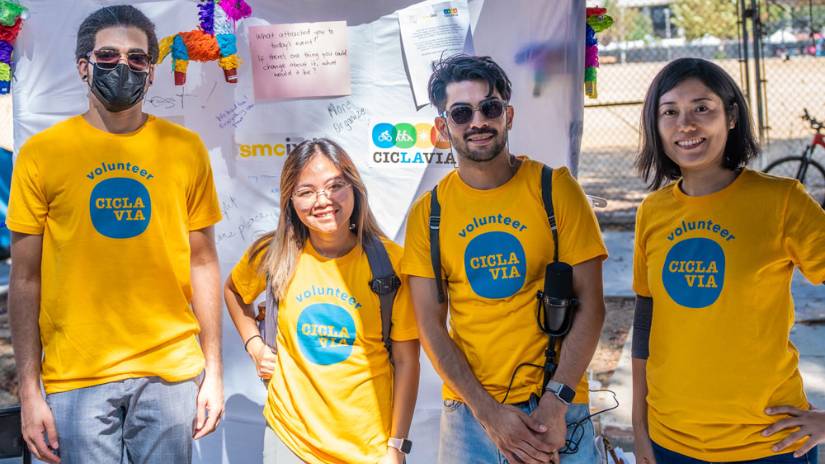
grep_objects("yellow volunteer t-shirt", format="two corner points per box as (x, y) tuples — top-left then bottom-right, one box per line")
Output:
(6, 115), (222, 394)
(401, 158), (607, 404)
(633, 169), (825, 461)
(231, 238), (418, 464)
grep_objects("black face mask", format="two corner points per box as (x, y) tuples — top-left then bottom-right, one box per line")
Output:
(89, 63), (148, 113)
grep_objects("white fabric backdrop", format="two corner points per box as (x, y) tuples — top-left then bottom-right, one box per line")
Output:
(12, 1), (584, 462)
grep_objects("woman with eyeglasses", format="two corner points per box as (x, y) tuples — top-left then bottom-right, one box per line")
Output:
(224, 138), (420, 464)
(631, 58), (825, 464)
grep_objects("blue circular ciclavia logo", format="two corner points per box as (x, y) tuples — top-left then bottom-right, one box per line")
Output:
(464, 231), (527, 299)
(372, 123), (397, 149)
(89, 178), (151, 239)
(662, 237), (726, 308)
(296, 303), (356, 365)
(372, 122), (398, 148)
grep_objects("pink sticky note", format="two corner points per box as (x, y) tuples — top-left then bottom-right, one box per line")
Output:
(249, 21), (351, 100)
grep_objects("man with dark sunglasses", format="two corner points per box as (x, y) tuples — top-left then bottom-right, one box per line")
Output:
(6, 5), (223, 463)
(401, 54), (607, 464)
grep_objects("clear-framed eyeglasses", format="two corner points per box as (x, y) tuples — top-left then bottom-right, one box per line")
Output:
(291, 179), (352, 206)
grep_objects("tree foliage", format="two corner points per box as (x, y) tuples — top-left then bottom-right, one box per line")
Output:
(598, 0), (653, 44)
(672, 0), (739, 40)
(625, 7), (654, 41)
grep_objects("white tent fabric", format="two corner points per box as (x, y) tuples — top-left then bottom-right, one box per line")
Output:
(12, 1), (584, 462)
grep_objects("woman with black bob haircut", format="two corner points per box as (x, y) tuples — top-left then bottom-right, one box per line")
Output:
(631, 57), (825, 464)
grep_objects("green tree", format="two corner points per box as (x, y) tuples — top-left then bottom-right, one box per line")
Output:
(672, 0), (739, 40)
(764, 1), (825, 34)
(591, 1), (652, 44)
(597, 0), (619, 44)
(625, 7), (654, 41)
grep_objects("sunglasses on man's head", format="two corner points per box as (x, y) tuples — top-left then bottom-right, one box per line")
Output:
(443, 98), (507, 125)
(89, 49), (151, 72)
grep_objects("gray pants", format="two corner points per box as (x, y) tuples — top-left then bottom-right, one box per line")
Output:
(46, 376), (198, 464)
(263, 426), (305, 464)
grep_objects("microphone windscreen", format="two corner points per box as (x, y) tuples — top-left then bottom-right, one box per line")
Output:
(543, 261), (574, 332)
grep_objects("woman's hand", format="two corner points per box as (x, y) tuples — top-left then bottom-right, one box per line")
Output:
(632, 430), (658, 464)
(763, 405), (825, 457)
(247, 337), (277, 379)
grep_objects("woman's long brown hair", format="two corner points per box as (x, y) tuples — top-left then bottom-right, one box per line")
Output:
(247, 138), (386, 300)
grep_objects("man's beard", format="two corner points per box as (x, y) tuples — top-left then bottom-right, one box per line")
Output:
(455, 128), (508, 163)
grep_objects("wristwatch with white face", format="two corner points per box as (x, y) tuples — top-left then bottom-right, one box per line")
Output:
(387, 437), (413, 454)
(544, 380), (576, 405)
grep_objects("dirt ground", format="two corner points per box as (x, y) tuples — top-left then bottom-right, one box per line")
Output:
(590, 297), (635, 385)
(0, 296), (636, 409)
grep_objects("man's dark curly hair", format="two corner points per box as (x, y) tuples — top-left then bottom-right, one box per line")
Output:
(75, 5), (159, 63)
(427, 54), (512, 113)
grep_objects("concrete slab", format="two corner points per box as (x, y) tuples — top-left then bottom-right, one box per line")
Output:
(792, 324), (825, 356)
(593, 327), (634, 431)
(602, 231), (635, 298)
(794, 271), (825, 322)
(792, 324), (825, 408)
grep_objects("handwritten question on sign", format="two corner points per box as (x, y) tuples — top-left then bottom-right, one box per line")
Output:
(249, 21), (351, 100)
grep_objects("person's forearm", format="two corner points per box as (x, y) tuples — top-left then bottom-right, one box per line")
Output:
(389, 341), (420, 438)
(632, 358), (649, 433)
(409, 276), (497, 420)
(419, 320), (497, 418)
(8, 274), (43, 399)
(223, 280), (260, 348)
(550, 289), (605, 389)
(191, 258), (222, 375)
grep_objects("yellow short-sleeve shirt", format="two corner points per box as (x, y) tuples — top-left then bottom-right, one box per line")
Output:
(633, 169), (825, 461)
(401, 158), (607, 404)
(231, 237), (418, 464)
(6, 115), (222, 393)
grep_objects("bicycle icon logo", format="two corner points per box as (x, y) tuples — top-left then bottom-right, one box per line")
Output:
(396, 130), (414, 143)
(371, 122), (451, 150)
(377, 130), (393, 143)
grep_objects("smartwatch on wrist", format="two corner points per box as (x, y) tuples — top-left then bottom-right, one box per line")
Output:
(387, 437), (412, 454)
(544, 380), (576, 405)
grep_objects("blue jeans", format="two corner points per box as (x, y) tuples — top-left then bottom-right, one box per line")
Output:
(652, 441), (819, 464)
(438, 395), (598, 464)
(46, 376), (198, 464)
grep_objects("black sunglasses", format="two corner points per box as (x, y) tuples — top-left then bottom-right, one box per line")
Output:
(443, 99), (507, 125)
(89, 49), (151, 72)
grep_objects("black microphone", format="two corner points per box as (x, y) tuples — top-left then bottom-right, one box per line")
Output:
(541, 261), (575, 335)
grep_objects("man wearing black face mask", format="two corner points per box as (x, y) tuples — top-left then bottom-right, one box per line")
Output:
(86, 47), (151, 113)
(6, 6), (223, 464)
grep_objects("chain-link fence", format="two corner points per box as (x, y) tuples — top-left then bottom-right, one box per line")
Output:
(580, 0), (825, 224)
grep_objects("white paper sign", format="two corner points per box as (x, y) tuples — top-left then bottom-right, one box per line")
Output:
(398, 1), (473, 107)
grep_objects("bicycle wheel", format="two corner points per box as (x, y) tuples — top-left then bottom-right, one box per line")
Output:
(764, 156), (825, 207)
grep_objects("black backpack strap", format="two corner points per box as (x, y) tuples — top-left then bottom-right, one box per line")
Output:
(364, 235), (401, 363)
(429, 185), (445, 303)
(541, 165), (559, 263)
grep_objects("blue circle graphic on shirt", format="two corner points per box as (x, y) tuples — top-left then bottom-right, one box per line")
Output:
(661, 237), (725, 308)
(296, 303), (356, 365)
(464, 231), (527, 299)
(89, 178), (151, 239)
